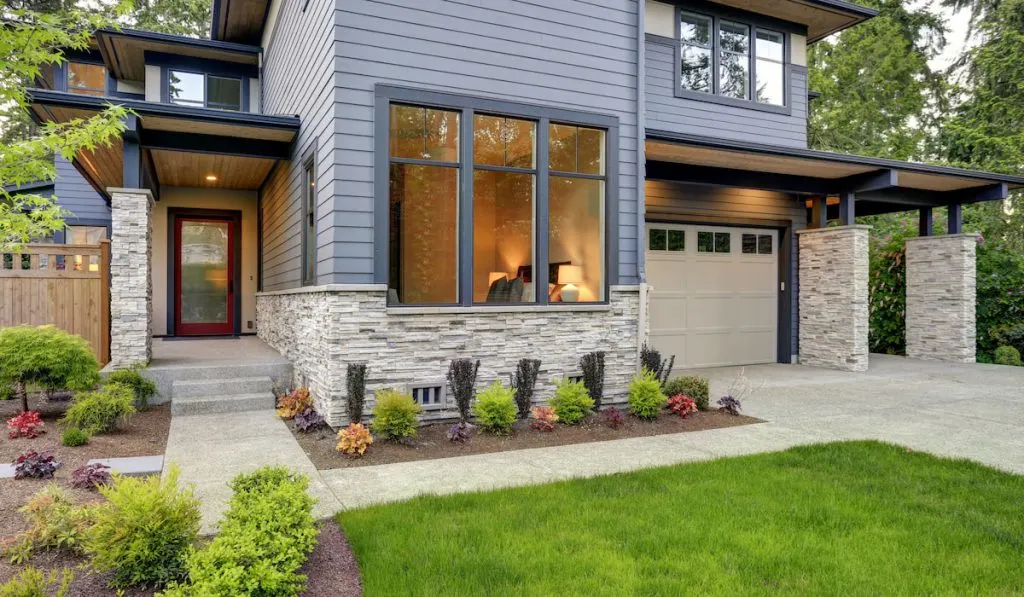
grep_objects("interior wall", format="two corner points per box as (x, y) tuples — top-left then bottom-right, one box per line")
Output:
(152, 186), (259, 336)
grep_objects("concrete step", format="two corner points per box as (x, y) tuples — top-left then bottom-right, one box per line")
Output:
(144, 362), (292, 406)
(171, 393), (276, 416)
(172, 376), (275, 399)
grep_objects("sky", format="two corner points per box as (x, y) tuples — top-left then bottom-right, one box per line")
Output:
(926, 2), (973, 71)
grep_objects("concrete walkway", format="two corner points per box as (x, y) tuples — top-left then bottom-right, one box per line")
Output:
(163, 410), (342, 533)
(167, 355), (1024, 526)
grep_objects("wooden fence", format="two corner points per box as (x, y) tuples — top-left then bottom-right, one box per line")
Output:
(0, 241), (111, 365)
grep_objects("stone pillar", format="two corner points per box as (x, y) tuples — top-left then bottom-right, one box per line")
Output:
(107, 188), (153, 368)
(797, 226), (870, 372)
(905, 234), (978, 363)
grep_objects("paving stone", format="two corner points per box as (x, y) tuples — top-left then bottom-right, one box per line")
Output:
(0, 464), (14, 479)
(87, 455), (163, 477)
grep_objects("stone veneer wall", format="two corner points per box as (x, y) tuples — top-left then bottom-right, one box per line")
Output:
(796, 226), (870, 372)
(108, 188), (153, 368)
(905, 234), (978, 363)
(256, 286), (644, 427)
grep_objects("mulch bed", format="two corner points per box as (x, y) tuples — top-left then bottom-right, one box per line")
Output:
(293, 408), (762, 470)
(0, 395), (171, 590)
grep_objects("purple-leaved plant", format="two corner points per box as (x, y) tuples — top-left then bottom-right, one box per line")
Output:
(71, 463), (112, 490)
(717, 396), (742, 416)
(446, 421), (474, 443)
(14, 450), (61, 479)
(294, 408), (326, 432)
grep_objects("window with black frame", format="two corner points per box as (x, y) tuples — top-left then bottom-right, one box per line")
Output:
(168, 70), (242, 111)
(678, 9), (786, 108)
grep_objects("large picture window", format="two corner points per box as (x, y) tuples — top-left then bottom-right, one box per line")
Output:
(677, 9), (786, 108)
(385, 97), (610, 307)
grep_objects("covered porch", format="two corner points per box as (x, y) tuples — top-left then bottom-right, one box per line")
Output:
(644, 132), (1024, 371)
(28, 90), (301, 368)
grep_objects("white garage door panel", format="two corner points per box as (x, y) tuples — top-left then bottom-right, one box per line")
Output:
(646, 224), (778, 369)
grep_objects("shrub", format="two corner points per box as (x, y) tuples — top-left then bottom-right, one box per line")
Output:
(976, 244), (1024, 361)
(85, 465), (201, 589)
(61, 383), (136, 435)
(336, 423), (374, 457)
(868, 234), (908, 354)
(371, 388), (421, 441)
(60, 427), (89, 447)
(447, 358), (480, 421)
(346, 363), (368, 424)
(446, 421), (474, 443)
(628, 370), (667, 421)
(664, 376), (711, 410)
(276, 387), (312, 420)
(105, 364), (157, 409)
(511, 358), (541, 419)
(529, 406), (558, 432)
(580, 351), (605, 410)
(1, 485), (95, 565)
(472, 380), (517, 434)
(0, 566), (73, 597)
(70, 464), (112, 491)
(639, 343), (674, 386)
(294, 407), (326, 432)
(548, 379), (594, 425)
(667, 395), (698, 418)
(0, 325), (100, 413)
(601, 406), (624, 429)
(995, 345), (1023, 366)
(161, 467), (318, 597)
(7, 411), (45, 439)
(718, 396), (742, 416)
(14, 451), (61, 479)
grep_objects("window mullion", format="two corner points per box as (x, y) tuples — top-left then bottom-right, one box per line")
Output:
(749, 29), (756, 101)
(536, 117), (551, 306)
(459, 107), (474, 307)
(711, 16), (719, 96)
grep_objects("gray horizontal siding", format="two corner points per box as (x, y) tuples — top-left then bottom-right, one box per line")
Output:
(53, 156), (109, 224)
(645, 38), (808, 148)
(645, 179), (805, 358)
(259, 0), (338, 291)
(333, 0), (641, 284)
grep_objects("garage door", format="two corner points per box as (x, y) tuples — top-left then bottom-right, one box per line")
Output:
(646, 224), (778, 369)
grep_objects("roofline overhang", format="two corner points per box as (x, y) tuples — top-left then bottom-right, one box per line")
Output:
(210, 0), (272, 44)
(803, 0), (879, 41)
(27, 89), (300, 132)
(95, 27), (262, 57)
(646, 129), (1024, 190)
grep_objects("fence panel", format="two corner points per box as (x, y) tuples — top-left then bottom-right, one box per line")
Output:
(0, 241), (111, 365)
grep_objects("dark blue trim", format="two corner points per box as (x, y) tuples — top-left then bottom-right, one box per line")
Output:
(4, 181), (55, 194)
(27, 89), (300, 131)
(919, 208), (933, 237)
(140, 130), (290, 159)
(145, 51), (259, 79)
(948, 204), (963, 234)
(97, 28), (261, 56)
(63, 49), (104, 64)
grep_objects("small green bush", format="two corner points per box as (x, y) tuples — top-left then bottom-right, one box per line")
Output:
(0, 325), (100, 412)
(161, 467), (318, 597)
(2, 484), (96, 565)
(0, 566), (73, 597)
(61, 383), (136, 434)
(60, 427), (90, 447)
(370, 389), (422, 441)
(105, 364), (157, 409)
(548, 379), (594, 425)
(994, 345), (1022, 367)
(664, 376), (711, 410)
(472, 380), (517, 434)
(628, 370), (667, 420)
(85, 465), (200, 589)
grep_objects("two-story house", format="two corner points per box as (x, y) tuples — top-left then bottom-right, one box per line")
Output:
(26, 0), (1024, 425)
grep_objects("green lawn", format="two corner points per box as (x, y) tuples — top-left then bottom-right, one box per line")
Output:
(337, 441), (1024, 596)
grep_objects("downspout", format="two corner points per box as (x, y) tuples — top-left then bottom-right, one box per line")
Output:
(635, 0), (649, 358)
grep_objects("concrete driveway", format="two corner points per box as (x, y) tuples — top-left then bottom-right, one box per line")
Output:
(694, 354), (1024, 474)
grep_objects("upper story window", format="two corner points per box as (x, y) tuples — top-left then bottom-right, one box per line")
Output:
(67, 62), (106, 96)
(677, 9), (786, 108)
(168, 70), (242, 111)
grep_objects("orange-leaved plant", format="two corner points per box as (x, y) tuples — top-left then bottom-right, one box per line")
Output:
(276, 387), (312, 420)
(529, 406), (558, 432)
(337, 423), (373, 457)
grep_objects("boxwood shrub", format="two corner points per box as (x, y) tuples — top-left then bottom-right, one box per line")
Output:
(664, 376), (710, 410)
(161, 467), (318, 597)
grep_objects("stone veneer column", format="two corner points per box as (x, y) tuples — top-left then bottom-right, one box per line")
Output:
(796, 225), (870, 372)
(107, 188), (154, 368)
(905, 234), (978, 363)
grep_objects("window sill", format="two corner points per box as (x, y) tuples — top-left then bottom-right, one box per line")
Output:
(386, 304), (613, 315)
(674, 88), (792, 116)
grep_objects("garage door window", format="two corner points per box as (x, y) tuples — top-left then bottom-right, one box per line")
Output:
(698, 231), (730, 253)
(742, 233), (774, 255)
(648, 228), (684, 252)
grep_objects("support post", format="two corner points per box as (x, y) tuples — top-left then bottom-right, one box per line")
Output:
(810, 196), (827, 229)
(107, 187), (154, 368)
(919, 207), (933, 237)
(905, 234), (978, 363)
(838, 191), (855, 226)
(948, 203), (963, 234)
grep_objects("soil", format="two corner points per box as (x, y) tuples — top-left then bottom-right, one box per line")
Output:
(293, 408), (762, 470)
(301, 521), (363, 597)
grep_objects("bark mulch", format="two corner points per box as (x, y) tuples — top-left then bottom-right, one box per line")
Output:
(293, 408), (762, 470)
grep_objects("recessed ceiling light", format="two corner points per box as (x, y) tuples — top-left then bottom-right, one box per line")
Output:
(205, 174), (218, 181)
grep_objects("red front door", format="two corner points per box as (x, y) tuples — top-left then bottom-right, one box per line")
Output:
(174, 217), (235, 336)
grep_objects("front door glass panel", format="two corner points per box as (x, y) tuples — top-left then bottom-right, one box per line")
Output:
(176, 218), (233, 334)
